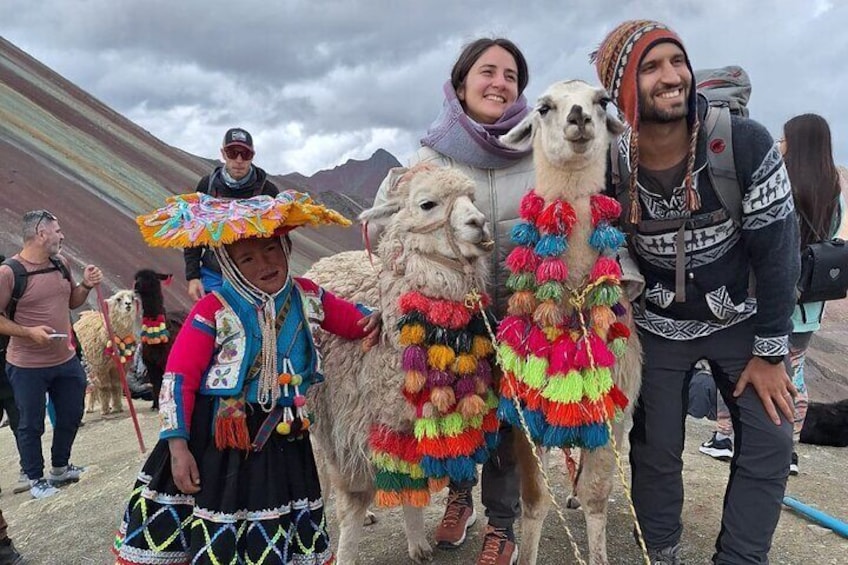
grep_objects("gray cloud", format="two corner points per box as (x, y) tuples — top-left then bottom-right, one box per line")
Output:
(2, 0), (846, 175)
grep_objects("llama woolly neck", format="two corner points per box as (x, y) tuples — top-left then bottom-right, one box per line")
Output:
(497, 189), (630, 449)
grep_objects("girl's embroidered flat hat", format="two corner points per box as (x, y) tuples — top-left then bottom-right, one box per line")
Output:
(136, 190), (351, 249)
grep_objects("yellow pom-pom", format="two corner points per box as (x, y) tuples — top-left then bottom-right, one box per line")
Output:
(399, 324), (426, 346)
(471, 336), (494, 358)
(404, 370), (427, 394)
(453, 354), (477, 375)
(543, 327), (563, 341)
(427, 345), (455, 371)
(276, 421), (291, 435)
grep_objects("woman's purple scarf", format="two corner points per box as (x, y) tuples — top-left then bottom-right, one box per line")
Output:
(421, 81), (531, 169)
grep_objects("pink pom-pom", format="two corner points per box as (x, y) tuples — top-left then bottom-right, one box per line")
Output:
(573, 338), (591, 369)
(588, 334), (615, 368)
(536, 257), (568, 283)
(590, 195), (622, 225)
(590, 257), (622, 280)
(519, 191), (545, 221)
(537, 200), (577, 235)
(506, 246), (540, 273)
(428, 299), (469, 329)
(294, 395), (307, 408)
(496, 316), (527, 348)
(548, 335), (576, 374)
(527, 326), (551, 356)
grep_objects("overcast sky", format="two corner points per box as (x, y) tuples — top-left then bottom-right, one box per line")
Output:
(2, 0), (845, 177)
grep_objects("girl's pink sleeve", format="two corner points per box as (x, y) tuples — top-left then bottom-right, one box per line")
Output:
(295, 277), (371, 340)
(158, 294), (220, 440)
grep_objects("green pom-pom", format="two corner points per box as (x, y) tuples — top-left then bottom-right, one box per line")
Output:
(414, 417), (439, 440)
(507, 272), (537, 291)
(467, 414), (484, 429)
(440, 412), (466, 437)
(589, 285), (622, 307)
(542, 370), (583, 404)
(497, 344), (522, 374)
(596, 367), (614, 393)
(535, 281), (564, 302)
(582, 368), (602, 401)
(520, 355), (549, 389)
(609, 338), (627, 358)
(485, 390), (499, 409)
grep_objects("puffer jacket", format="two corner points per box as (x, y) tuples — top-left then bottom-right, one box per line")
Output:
(371, 146), (535, 317)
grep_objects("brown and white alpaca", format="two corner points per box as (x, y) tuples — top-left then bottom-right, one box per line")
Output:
(500, 79), (643, 565)
(74, 289), (139, 415)
(133, 269), (185, 410)
(305, 165), (493, 564)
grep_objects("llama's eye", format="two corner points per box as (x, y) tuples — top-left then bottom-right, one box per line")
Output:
(419, 201), (437, 211)
(599, 96), (611, 110)
(538, 103), (552, 116)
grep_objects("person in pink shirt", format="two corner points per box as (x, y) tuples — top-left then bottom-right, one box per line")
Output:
(114, 192), (380, 565)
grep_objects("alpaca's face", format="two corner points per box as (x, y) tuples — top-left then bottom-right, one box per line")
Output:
(108, 290), (138, 318)
(400, 168), (492, 260)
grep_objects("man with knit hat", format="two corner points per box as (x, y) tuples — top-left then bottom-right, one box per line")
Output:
(594, 20), (800, 564)
(184, 127), (280, 301)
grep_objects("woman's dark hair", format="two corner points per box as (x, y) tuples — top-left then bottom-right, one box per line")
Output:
(450, 38), (529, 97)
(783, 113), (841, 248)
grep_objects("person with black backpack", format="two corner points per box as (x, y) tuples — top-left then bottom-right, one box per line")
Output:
(184, 128), (280, 301)
(593, 20), (801, 564)
(0, 210), (103, 499)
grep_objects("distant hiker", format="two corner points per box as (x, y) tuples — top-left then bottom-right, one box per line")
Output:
(595, 20), (800, 563)
(184, 128), (280, 301)
(0, 210), (102, 499)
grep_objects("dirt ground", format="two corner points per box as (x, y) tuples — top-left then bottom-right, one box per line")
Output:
(1, 359), (846, 565)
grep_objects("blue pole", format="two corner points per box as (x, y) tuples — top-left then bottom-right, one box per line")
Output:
(783, 496), (848, 538)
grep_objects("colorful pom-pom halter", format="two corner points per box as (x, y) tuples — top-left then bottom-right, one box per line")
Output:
(496, 190), (631, 450)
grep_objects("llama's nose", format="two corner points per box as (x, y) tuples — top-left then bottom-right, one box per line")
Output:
(567, 105), (591, 127)
(466, 215), (485, 229)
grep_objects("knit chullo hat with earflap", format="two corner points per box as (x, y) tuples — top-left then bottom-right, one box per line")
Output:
(591, 19), (701, 224)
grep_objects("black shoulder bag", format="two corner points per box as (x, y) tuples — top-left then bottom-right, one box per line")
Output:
(796, 206), (848, 306)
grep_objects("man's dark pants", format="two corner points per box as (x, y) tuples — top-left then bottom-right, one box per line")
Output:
(6, 357), (86, 480)
(630, 319), (792, 564)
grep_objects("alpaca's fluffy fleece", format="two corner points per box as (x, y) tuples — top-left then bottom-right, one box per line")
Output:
(74, 289), (139, 415)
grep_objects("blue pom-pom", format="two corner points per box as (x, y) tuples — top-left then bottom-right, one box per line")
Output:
(534, 234), (567, 257)
(472, 446), (490, 464)
(484, 431), (500, 451)
(497, 398), (520, 426)
(445, 457), (477, 483)
(580, 423), (610, 450)
(511, 222), (540, 246)
(589, 224), (625, 253)
(421, 456), (447, 478)
(522, 408), (547, 442)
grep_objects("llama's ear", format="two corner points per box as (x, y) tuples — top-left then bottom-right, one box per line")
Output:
(359, 200), (401, 225)
(606, 112), (625, 136)
(500, 112), (536, 150)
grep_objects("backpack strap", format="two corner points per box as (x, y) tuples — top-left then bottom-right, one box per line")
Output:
(2, 257), (71, 322)
(703, 105), (742, 227)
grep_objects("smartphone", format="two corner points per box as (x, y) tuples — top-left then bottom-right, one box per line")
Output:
(48, 333), (68, 339)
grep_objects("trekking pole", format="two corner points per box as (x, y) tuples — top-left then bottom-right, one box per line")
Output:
(96, 286), (146, 454)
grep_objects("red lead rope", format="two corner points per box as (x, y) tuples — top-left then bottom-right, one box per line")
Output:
(95, 286), (146, 454)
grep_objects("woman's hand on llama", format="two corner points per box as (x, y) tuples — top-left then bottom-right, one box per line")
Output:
(188, 279), (206, 302)
(168, 438), (201, 494)
(359, 310), (382, 352)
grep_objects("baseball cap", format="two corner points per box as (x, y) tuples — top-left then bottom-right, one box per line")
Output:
(222, 128), (254, 150)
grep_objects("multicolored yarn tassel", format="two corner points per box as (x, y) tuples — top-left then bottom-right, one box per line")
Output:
(497, 191), (631, 450)
(141, 315), (170, 345)
(104, 335), (137, 365)
(396, 290), (500, 492)
(369, 425), (448, 508)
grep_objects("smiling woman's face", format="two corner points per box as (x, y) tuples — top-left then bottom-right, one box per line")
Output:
(225, 236), (289, 294)
(456, 45), (519, 124)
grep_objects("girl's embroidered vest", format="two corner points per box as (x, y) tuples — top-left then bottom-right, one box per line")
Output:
(199, 279), (326, 399)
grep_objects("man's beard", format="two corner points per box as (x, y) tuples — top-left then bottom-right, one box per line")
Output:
(639, 97), (689, 123)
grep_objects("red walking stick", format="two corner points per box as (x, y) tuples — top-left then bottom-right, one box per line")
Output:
(96, 286), (146, 454)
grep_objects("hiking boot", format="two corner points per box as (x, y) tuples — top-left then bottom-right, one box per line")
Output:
(0, 540), (26, 565)
(699, 432), (733, 461)
(648, 543), (681, 565)
(47, 464), (84, 486)
(477, 525), (517, 565)
(12, 471), (30, 495)
(435, 488), (476, 548)
(789, 451), (799, 476)
(29, 478), (59, 499)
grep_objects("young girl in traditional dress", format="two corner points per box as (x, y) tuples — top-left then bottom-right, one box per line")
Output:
(114, 191), (380, 565)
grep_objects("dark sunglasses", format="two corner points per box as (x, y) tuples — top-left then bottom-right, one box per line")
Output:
(34, 209), (57, 233)
(224, 147), (255, 161)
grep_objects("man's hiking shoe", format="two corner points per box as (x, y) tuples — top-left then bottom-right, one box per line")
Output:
(29, 478), (59, 499)
(698, 432), (733, 461)
(789, 451), (799, 476)
(47, 464), (84, 486)
(648, 543), (681, 565)
(435, 488), (476, 548)
(12, 471), (30, 495)
(477, 525), (517, 565)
